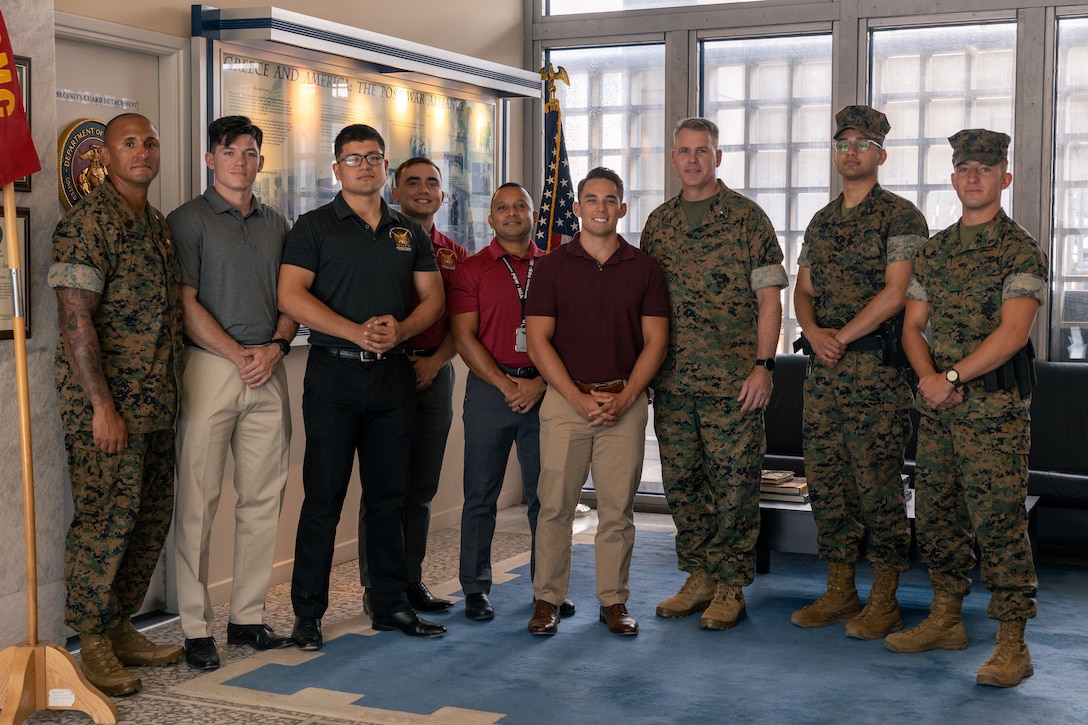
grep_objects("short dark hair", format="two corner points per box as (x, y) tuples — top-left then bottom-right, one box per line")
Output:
(394, 156), (441, 187)
(490, 181), (530, 206)
(577, 167), (624, 202)
(208, 115), (263, 152)
(334, 124), (385, 161)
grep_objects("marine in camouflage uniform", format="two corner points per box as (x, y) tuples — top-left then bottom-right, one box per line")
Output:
(885, 128), (1046, 689)
(49, 113), (184, 696)
(642, 117), (787, 630)
(791, 106), (928, 639)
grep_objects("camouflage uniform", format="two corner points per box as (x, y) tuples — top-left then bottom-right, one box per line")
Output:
(642, 180), (788, 586)
(49, 179), (183, 634)
(799, 184), (927, 570)
(908, 207), (1046, 621)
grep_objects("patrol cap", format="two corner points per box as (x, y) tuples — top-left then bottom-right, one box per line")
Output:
(949, 129), (1010, 166)
(833, 105), (891, 144)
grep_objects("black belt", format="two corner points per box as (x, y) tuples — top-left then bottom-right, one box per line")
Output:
(314, 346), (405, 362)
(407, 347), (438, 357)
(499, 365), (539, 379)
(846, 335), (884, 352)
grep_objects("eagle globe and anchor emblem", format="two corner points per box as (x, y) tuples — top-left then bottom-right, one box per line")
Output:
(58, 119), (107, 210)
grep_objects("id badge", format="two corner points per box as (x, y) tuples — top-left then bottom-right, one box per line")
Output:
(515, 323), (527, 353)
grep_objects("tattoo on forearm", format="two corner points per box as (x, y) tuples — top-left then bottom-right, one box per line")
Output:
(56, 288), (112, 408)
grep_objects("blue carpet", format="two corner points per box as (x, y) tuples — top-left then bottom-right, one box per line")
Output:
(225, 532), (1088, 724)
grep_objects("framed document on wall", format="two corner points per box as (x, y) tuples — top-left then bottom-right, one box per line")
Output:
(0, 207), (31, 339)
(215, 45), (498, 255)
(15, 56), (31, 193)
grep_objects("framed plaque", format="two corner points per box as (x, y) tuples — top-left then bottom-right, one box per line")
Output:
(0, 207), (31, 339)
(15, 56), (31, 193)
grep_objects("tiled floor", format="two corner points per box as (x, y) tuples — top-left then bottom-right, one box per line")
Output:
(21, 505), (674, 724)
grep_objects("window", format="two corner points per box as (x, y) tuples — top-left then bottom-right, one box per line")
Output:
(546, 0), (763, 15)
(702, 34), (834, 352)
(869, 23), (1016, 233)
(1051, 17), (1088, 361)
(546, 45), (667, 238)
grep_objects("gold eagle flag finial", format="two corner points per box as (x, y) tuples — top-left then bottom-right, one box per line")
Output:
(539, 63), (570, 111)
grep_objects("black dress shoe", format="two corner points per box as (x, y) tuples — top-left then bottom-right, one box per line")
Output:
(184, 637), (220, 670)
(371, 610), (447, 638)
(465, 592), (495, 621)
(227, 622), (294, 650)
(406, 582), (453, 612)
(560, 598), (576, 617)
(291, 616), (322, 650)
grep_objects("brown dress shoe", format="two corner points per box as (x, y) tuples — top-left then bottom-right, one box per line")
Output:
(599, 603), (639, 635)
(528, 600), (559, 635)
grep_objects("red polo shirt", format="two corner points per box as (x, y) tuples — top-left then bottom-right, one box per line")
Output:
(409, 226), (469, 350)
(448, 237), (546, 368)
(525, 233), (670, 382)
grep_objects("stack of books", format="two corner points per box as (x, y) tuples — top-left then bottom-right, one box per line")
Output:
(760, 470), (809, 503)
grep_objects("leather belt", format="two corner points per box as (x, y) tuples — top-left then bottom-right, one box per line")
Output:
(315, 346), (405, 362)
(499, 365), (539, 379)
(574, 379), (626, 395)
(407, 347), (438, 357)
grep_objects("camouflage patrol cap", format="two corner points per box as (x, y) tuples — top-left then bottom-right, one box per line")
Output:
(833, 105), (891, 144)
(949, 129), (1010, 166)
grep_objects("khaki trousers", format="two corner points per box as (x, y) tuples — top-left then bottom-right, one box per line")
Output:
(174, 347), (291, 638)
(533, 387), (647, 607)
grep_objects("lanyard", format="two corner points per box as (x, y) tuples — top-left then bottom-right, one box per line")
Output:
(500, 256), (535, 317)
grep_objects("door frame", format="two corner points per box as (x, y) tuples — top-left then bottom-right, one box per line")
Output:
(55, 12), (190, 214)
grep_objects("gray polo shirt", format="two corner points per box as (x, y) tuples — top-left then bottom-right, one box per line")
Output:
(168, 186), (290, 346)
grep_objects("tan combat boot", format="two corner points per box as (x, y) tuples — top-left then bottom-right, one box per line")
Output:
(976, 620), (1034, 687)
(80, 633), (141, 697)
(791, 561), (861, 628)
(699, 582), (747, 630)
(845, 568), (903, 640)
(884, 590), (969, 653)
(107, 617), (185, 666)
(656, 570), (716, 618)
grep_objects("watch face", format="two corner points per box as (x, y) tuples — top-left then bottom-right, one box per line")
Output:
(758, 358), (776, 372)
(946, 369), (959, 384)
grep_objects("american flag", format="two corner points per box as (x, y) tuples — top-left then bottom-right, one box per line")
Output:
(534, 102), (579, 251)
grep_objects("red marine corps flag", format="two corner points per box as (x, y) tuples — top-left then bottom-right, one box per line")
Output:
(534, 63), (579, 252)
(0, 12), (40, 187)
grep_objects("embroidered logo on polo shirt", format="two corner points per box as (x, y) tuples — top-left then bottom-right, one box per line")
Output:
(392, 227), (413, 251)
(437, 248), (458, 270)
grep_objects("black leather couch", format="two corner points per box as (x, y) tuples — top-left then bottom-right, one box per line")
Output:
(763, 354), (1088, 555)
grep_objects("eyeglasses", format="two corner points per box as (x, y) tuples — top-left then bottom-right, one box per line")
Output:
(833, 139), (881, 154)
(339, 152), (385, 167)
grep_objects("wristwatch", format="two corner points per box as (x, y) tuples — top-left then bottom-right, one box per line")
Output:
(755, 358), (776, 372)
(945, 368), (962, 387)
(272, 338), (291, 357)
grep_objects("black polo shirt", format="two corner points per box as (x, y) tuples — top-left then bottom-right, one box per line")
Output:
(282, 192), (438, 350)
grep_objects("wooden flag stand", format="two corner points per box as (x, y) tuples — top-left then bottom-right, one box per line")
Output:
(0, 183), (116, 724)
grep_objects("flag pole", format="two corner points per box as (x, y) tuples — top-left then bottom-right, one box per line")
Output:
(535, 63), (577, 252)
(0, 183), (116, 724)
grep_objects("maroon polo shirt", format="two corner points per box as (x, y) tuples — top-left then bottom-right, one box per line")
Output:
(448, 237), (546, 368)
(408, 226), (469, 350)
(525, 233), (669, 382)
